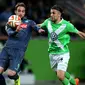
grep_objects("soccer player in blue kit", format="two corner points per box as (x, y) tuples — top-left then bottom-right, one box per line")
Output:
(0, 2), (45, 85)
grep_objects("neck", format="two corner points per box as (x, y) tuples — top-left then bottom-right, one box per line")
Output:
(55, 17), (62, 24)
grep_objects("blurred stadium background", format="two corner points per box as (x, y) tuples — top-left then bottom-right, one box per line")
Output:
(0, 0), (85, 85)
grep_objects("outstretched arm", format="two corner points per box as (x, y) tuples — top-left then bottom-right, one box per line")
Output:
(37, 24), (41, 27)
(31, 21), (45, 33)
(77, 31), (85, 39)
(37, 24), (45, 33)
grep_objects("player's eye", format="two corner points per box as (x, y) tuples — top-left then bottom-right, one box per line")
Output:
(51, 12), (55, 15)
(22, 10), (25, 13)
(18, 10), (25, 13)
(52, 12), (55, 14)
(17, 10), (21, 12)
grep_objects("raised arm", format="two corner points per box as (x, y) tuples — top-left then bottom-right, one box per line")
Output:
(37, 24), (41, 27)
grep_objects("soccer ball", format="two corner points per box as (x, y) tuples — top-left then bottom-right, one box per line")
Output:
(8, 15), (21, 27)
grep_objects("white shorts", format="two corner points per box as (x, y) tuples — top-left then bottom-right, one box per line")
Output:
(49, 52), (70, 72)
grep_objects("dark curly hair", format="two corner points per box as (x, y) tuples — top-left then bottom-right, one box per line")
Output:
(51, 5), (63, 14)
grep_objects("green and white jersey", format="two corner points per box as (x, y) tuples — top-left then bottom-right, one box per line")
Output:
(40, 18), (79, 54)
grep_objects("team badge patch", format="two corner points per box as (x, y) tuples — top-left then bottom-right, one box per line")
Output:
(50, 32), (58, 41)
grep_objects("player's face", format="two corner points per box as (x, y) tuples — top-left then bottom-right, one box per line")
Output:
(15, 6), (25, 18)
(50, 9), (61, 22)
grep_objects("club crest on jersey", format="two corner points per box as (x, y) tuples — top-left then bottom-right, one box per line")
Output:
(20, 24), (27, 28)
(50, 32), (58, 41)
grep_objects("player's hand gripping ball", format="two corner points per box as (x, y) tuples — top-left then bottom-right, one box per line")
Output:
(8, 15), (21, 28)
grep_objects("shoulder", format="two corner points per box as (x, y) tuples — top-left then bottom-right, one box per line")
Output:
(45, 18), (50, 22)
(22, 17), (31, 23)
(22, 18), (37, 26)
(62, 19), (69, 24)
(25, 20), (37, 27)
(29, 20), (37, 25)
(63, 19), (74, 27)
(29, 20), (35, 23)
(42, 18), (50, 24)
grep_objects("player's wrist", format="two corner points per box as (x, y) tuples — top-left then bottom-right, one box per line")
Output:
(15, 25), (22, 32)
(6, 23), (16, 31)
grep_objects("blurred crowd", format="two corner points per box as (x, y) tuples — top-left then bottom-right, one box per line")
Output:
(0, 0), (51, 36)
(0, 0), (85, 38)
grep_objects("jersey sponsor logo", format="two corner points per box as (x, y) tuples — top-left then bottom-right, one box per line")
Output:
(20, 23), (27, 28)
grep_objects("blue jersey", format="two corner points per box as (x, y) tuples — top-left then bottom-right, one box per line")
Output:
(5, 17), (40, 51)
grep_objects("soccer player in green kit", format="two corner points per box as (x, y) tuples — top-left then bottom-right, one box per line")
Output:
(39, 5), (85, 85)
